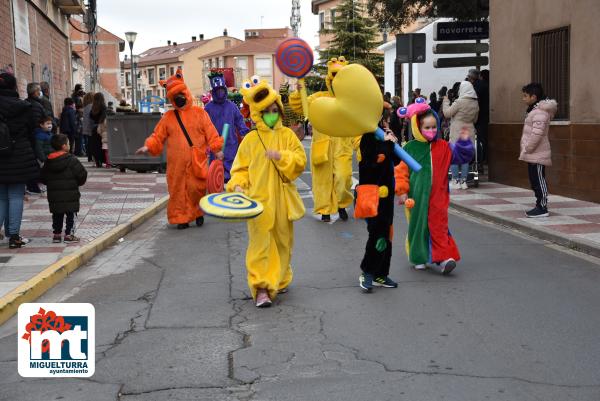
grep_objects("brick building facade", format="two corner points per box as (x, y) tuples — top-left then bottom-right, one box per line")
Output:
(70, 17), (124, 100)
(0, 0), (83, 115)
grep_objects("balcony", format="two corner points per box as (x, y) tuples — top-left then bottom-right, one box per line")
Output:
(55, 0), (85, 15)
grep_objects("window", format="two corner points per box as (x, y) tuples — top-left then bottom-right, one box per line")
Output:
(532, 26), (570, 120)
(319, 12), (325, 31)
(125, 72), (131, 86)
(148, 68), (155, 85)
(329, 8), (336, 28)
(235, 56), (249, 82)
(169, 66), (175, 76)
(225, 39), (231, 48)
(146, 89), (153, 98)
(255, 56), (273, 84)
(159, 67), (166, 81)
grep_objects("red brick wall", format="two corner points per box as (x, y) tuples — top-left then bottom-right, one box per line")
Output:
(1, 1), (71, 115)
(70, 20), (123, 99)
(489, 123), (600, 203)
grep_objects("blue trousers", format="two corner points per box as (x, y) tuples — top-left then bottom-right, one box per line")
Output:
(450, 163), (469, 183)
(0, 183), (25, 236)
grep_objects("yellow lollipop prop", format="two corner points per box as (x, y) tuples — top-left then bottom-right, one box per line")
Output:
(200, 192), (264, 221)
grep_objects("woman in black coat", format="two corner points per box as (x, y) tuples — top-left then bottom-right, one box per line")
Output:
(89, 93), (107, 168)
(0, 73), (40, 248)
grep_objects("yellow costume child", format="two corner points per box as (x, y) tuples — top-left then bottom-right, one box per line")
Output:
(226, 75), (307, 307)
(290, 57), (354, 222)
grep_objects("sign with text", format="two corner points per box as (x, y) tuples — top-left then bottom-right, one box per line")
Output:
(434, 21), (489, 41)
(434, 56), (489, 69)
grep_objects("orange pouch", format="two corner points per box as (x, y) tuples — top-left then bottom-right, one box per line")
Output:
(190, 146), (207, 179)
(354, 184), (379, 219)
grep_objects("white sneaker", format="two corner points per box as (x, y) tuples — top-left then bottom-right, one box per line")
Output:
(460, 181), (468, 190)
(449, 181), (460, 190)
(439, 258), (456, 275)
(414, 264), (427, 270)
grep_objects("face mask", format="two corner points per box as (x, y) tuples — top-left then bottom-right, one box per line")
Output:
(174, 94), (187, 108)
(263, 112), (279, 128)
(421, 129), (437, 141)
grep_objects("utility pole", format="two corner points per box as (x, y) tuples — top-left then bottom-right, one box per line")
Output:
(86, 0), (99, 92)
(290, 0), (301, 37)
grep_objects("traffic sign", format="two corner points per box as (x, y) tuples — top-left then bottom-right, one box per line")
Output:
(433, 56), (489, 68)
(396, 33), (426, 64)
(434, 21), (489, 41)
(433, 42), (489, 54)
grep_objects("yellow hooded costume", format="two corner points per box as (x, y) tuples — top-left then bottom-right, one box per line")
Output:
(226, 76), (307, 300)
(290, 57), (354, 217)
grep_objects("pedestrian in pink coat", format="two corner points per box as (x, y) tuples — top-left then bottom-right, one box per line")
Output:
(519, 83), (557, 218)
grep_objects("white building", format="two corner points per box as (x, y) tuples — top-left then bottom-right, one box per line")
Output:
(379, 18), (489, 104)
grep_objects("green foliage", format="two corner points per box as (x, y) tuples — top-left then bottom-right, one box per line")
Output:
(367, 0), (488, 33)
(304, 74), (327, 95)
(320, 0), (384, 81)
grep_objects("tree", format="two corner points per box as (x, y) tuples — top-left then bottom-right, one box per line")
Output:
(320, 0), (384, 81)
(367, 0), (489, 33)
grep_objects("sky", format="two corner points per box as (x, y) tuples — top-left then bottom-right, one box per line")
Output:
(97, 0), (320, 56)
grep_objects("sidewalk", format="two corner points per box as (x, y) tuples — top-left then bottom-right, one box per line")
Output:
(0, 161), (167, 299)
(450, 181), (600, 256)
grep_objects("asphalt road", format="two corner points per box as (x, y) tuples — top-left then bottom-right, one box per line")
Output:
(1, 141), (600, 401)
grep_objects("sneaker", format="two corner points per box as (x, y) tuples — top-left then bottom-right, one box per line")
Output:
(439, 258), (457, 275)
(373, 276), (398, 288)
(526, 206), (549, 218)
(414, 264), (427, 270)
(460, 181), (468, 190)
(52, 234), (62, 243)
(359, 273), (373, 293)
(449, 180), (460, 190)
(8, 235), (29, 249)
(255, 289), (272, 308)
(177, 223), (190, 230)
(338, 208), (348, 221)
(321, 214), (331, 223)
(63, 234), (80, 243)
(196, 216), (204, 227)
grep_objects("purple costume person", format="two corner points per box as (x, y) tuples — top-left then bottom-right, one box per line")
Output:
(204, 72), (249, 182)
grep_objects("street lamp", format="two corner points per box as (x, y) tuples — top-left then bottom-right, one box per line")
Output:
(125, 31), (137, 109)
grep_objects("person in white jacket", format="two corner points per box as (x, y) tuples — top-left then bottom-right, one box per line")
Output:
(442, 81), (479, 189)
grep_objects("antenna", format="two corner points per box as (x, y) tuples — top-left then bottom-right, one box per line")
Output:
(290, 0), (301, 37)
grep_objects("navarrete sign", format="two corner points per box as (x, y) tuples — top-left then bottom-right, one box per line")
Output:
(434, 21), (489, 41)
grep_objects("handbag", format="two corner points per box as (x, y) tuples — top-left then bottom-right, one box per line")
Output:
(174, 110), (207, 179)
(256, 131), (305, 221)
(354, 184), (379, 219)
(311, 138), (330, 165)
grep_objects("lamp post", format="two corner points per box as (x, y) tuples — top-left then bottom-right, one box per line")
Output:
(125, 31), (137, 109)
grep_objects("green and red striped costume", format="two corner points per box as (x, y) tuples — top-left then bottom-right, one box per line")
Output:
(395, 139), (461, 265)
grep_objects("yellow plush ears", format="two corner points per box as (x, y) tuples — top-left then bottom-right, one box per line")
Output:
(160, 67), (193, 109)
(325, 56), (349, 94)
(240, 75), (284, 125)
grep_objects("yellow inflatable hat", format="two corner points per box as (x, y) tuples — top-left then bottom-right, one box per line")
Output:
(308, 64), (383, 138)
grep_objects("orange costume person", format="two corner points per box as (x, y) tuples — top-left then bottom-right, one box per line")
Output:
(138, 69), (223, 228)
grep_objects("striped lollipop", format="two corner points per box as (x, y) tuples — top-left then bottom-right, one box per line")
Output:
(276, 38), (314, 78)
(200, 192), (264, 221)
(276, 38), (314, 118)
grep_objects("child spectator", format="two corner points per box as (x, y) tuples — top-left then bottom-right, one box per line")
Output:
(40, 134), (87, 243)
(519, 83), (557, 218)
(34, 116), (53, 163)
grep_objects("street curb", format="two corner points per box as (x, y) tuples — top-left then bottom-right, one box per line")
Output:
(450, 201), (600, 259)
(0, 195), (169, 326)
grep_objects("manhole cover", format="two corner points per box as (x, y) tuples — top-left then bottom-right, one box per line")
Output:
(0, 256), (12, 263)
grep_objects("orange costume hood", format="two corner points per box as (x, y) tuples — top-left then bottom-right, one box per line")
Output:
(160, 68), (194, 111)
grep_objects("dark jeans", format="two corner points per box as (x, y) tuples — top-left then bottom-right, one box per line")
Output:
(52, 212), (75, 235)
(527, 163), (548, 209)
(90, 133), (104, 167)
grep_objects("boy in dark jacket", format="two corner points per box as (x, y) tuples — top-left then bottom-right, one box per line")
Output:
(41, 134), (87, 243)
(34, 116), (53, 163)
(59, 98), (77, 152)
